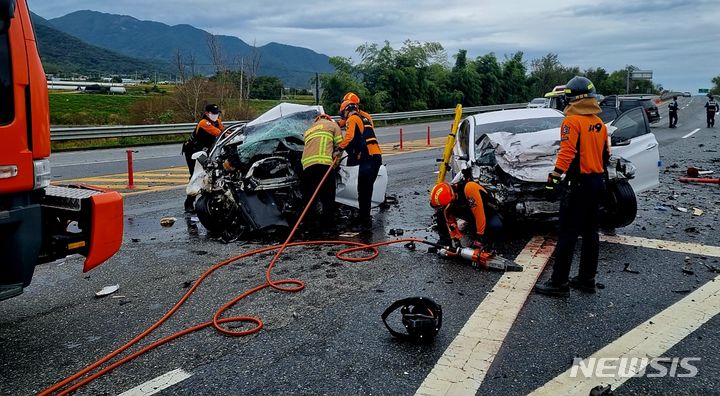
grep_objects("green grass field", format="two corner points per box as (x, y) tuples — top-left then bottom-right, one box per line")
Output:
(49, 92), (318, 126)
(49, 92), (142, 125)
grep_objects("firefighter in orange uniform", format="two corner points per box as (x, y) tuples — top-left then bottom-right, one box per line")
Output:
(339, 92), (374, 128)
(338, 100), (382, 231)
(182, 104), (224, 213)
(535, 76), (610, 297)
(430, 180), (495, 249)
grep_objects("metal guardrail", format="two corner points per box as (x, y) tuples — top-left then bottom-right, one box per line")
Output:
(49, 103), (528, 141)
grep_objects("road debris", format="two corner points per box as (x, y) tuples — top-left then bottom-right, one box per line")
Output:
(589, 384), (613, 396)
(672, 288), (692, 294)
(654, 204), (669, 211)
(622, 263), (640, 274)
(682, 263), (694, 275)
(703, 262), (720, 273)
(95, 284), (120, 297)
(675, 206), (688, 213)
(692, 208), (704, 216)
(160, 216), (176, 227)
(388, 228), (404, 236)
(679, 176), (720, 184)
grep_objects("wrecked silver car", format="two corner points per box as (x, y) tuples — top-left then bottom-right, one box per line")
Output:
(450, 107), (660, 228)
(186, 103), (388, 237)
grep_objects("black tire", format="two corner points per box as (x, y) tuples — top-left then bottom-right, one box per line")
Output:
(195, 194), (228, 233)
(601, 179), (637, 229)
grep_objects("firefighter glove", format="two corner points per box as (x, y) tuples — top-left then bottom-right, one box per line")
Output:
(546, 172), (562, 190)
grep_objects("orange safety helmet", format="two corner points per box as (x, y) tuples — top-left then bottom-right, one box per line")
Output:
(338, 100), (358, 117)
(429, 182), (455, 208)
(315, 113), (333, 122)
(343, 92), (361, 104)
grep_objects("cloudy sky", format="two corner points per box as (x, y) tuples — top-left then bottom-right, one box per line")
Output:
(30, 0), (719, 92)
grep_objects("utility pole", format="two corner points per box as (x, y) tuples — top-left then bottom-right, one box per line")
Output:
(626, 66), (630, 94)
(240, 57), (244, 101)
(315, 72), (320, 105)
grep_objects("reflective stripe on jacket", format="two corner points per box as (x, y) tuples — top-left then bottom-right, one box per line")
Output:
(301, 119), (343, 169)
(706, 100), (719, 113)
(339, 113), (382, 157)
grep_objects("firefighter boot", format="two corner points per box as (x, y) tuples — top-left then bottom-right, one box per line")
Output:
(569, 276), (597, 293)
(534, 280), (570, 297)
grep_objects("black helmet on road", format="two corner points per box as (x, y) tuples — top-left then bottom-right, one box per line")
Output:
(564, 76), (597, 103)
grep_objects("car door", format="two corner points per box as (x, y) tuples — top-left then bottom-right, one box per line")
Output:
(450, 118), (473, 177)
(609, 108), (660, 193)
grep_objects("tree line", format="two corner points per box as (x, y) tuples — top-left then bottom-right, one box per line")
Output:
(319, 40), (659, 114)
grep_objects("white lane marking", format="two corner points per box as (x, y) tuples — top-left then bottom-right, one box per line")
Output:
(118, 368), (192, 396)
(682, 128), (700, 138)
(531, 273), (720, 395)
(601, 234), (720, 258)
(416, 236), (555, 396)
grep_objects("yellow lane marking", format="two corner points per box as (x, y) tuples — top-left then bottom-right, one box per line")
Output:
(416, 236), (556, 396)
(123, 185), (185, 196)
(531, 273), (720, 395)
(602, 234), (720, 258)
(60, 177), (189, 183)
(380, 137), (445, 154)
(56, 143), (442, 196)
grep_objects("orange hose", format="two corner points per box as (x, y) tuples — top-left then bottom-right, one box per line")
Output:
(40, 158), (428, 395)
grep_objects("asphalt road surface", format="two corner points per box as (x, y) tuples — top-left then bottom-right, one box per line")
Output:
(2, 97), (719, 395)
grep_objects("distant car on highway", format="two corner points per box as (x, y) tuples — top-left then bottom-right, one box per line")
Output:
(683, 92), (692, 97)
(527, 97), (549, 108)
(449, 107), (659, 227)
(600, 95), (661, 124)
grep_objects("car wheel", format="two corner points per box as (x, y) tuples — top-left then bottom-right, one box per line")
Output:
(195, 194), (231, 233)
(601, 179), (637, 229)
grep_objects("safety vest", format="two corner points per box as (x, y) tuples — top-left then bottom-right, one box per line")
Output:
(707, 100), (719, 113)
(301, 120), (343, 169)
(346, 114), (381, 165)
(669, 101), (678, 113)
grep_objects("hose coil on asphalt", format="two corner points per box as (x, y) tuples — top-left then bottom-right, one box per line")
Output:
(39, 157), (431, 395)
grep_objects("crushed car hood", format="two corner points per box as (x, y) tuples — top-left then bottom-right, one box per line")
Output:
(476, 129), (559, 182)
(476, 126), (618, 183)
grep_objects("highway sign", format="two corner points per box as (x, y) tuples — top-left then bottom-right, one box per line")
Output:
(630, 70), (653, 80)
(699, 88), (709, 93)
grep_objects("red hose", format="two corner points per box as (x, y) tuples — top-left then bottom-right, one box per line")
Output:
(39, 158), (427, 395)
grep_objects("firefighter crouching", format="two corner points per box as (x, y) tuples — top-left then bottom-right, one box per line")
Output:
(535, 76), (609, 297)
(338, 100), (382, 232)
(300, 114), (343, 229)
(429, 177), (502, 250)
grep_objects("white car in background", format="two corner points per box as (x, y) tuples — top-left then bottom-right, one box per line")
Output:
(450, 107), (660, 227)
(527, 97), (549, 108)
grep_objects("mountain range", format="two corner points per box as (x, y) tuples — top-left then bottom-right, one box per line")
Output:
(34, 10), (333, 87)
(31, 13), (165, 76)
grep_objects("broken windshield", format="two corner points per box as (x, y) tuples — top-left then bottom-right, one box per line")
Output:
(224, 109), (319, 164)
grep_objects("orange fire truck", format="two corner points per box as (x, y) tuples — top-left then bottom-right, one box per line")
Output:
(0, 0), (123, 300)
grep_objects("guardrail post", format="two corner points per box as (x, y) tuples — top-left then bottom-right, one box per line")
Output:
(399, 128), (404, 151)
(427, 125), (431, 146)
(126, 149), (136, 189)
